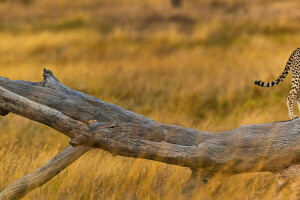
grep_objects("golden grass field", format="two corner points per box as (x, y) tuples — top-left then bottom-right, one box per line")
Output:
(0, 0), (300, 199)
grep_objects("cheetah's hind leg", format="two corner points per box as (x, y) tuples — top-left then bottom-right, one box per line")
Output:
(296, 91), (300, 114)
(287, 88), (298, 120)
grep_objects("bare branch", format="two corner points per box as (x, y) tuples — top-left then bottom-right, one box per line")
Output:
(0, 69), (299, 199)
(0, 83), (299, 172)
(0, 146), (90, 200)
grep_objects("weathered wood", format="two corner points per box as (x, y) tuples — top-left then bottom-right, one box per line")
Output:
(0, 82), (299, 172)
(0, 69), (154, 125)
(0, 146), (89, 200)
(0, 69), (158, 199)
(0, 69), (299, 199)
(276, 164), (300, 189)
(182, 168), (211, 195)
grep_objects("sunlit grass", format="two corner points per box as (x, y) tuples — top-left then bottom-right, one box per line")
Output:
(0, 0), (299, 199)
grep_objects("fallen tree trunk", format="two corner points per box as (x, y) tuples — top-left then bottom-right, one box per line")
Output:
(0, 69), (299, 199)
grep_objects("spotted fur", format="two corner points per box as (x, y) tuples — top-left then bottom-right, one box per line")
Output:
(254, 48), (300, 120)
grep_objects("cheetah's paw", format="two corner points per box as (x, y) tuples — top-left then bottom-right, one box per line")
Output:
(290, 115), (299, 120)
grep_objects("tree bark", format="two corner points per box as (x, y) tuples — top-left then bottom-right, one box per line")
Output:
(0, 69), (299, 199)
(0, 146), (89, 200)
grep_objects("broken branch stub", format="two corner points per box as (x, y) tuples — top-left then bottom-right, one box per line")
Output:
(0, 69), (299, 199)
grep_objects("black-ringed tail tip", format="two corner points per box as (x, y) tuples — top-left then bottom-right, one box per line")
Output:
(253, 80), (277, 87)
(253, 48), (300, 120)
(253, 80), (261, 85)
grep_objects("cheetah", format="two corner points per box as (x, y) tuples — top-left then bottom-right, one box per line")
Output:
(254, 48), (300, 120)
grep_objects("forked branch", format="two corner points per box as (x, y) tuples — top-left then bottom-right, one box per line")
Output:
(0, 146), (90, 200)
(0, 69), (299, 199)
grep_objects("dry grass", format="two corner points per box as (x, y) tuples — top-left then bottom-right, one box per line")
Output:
(0, 0), (300, 199)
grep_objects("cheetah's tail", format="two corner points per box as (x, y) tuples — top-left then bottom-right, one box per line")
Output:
(253, 51), (295, 87)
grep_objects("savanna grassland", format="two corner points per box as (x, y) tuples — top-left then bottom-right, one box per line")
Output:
(0, 0), (300, 199)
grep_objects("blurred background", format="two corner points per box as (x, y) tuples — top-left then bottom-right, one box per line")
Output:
(0, 0), (299, 199)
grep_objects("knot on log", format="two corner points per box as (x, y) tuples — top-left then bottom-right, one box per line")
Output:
(0, 99), (9, 116)
(0, 109), (9, 116)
